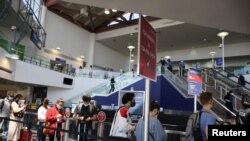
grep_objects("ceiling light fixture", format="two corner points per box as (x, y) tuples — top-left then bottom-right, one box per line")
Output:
(6, 54), (19, 60)
(104, 9), (110, 14)
(112, 9), (117, 12)
(164, 56), (171, 59)
(56, 47), (61, 50)
(127, 45), (135, 50)
(80, 56), (85, 59)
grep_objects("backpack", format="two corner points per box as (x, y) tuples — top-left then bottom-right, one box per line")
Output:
(236, 108), (250, 125)
(185, 111), (203, 141)
(76, 103), (94, 115)
(0, 99), (4, 112)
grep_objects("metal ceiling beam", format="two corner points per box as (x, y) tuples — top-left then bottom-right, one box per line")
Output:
(49, 7), (93, 32)
(87, 6), (94, 31)
(94, 11), (125, 32)
(62, 0), (250, 34)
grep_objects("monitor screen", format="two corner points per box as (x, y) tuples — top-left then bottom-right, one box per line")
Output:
(71, 103), (77, 113)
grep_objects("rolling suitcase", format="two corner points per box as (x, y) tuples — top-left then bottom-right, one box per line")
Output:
(19, 128), (32, 141)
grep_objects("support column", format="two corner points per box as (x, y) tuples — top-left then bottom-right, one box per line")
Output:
(87, 33), (96, 66)
(40, 5), (48, 28)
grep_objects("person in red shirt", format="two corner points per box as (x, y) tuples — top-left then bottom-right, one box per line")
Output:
(46, 98), (65, 141)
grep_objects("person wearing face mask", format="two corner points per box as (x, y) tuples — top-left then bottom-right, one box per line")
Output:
(0, 93), (14, 139)
(135, 101), (167, 141)
(46, 98), (65, 141)
(73, 95), (97, 141)
(37, 98), (49, 141)
(7, 94), (27, 141)
(109, 92), (136, 140)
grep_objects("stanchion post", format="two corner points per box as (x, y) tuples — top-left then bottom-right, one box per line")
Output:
(97, 122), (104, 141)
(64, 118), (70, 141)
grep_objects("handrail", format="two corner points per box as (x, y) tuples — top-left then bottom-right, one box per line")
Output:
(67, 72), (142, 104)
(209, 68), (250, 92)
(165, 130), (186, 136)
(212, 97), (236, 117)
(219, 69), (250, 85)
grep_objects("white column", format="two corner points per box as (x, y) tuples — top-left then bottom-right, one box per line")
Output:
(40, 5), (48, 28)
(129, 49), (131, 71)
(222, 37), (225, 70)
(88, 33), (96, 66)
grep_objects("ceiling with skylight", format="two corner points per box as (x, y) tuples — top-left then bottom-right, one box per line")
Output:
(46, 1), (159, 33)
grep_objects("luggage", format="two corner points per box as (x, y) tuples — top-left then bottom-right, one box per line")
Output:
(19, 128), (32, 141)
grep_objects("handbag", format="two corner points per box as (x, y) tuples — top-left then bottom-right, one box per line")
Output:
(42, 122), (50, 135)
(14, 111), (24, 118)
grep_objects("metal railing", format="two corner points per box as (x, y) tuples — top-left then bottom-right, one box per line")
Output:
(0, 111), (186, 141)
(67, 72), (142, 105)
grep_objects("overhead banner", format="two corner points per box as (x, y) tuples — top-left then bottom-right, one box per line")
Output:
(137, 15), (157, 81)
(215, 57), (223, 67)
(188, 68), (202, 95)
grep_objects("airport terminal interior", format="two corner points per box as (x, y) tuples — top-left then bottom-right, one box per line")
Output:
(0, 0), (250, 141)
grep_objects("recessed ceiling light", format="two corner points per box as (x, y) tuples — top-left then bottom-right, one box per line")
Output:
(56, 47), (61, 50)
(10, 26), (16, 31)
(209, 51), (216, 55)
(112, 9), (117, 12)
(80, 56), (85, 59)
(6, 54), (19, 60)
(165, 56), (171, 59)
(104, 9), (110, 14)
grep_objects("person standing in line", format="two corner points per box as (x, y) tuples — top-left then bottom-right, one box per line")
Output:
(135, 101), (167, 141)
(0, 93), (14, 139)
(73, 96), (97, 141)
(199, 92), (216, 141)
(37, 98), (49, 141)
(109, 92), (136, 141)
(46, 98), (65, 141)
(7, 94), (27, 141)
(109, 76), (115, 93)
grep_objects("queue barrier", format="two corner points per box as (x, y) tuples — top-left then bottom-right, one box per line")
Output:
(1, 113), (186, 141)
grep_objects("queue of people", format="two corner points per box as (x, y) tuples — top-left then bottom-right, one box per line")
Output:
(1, 90), (249, 141)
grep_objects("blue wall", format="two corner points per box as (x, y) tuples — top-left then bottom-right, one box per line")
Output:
(93, 76), (201, 112)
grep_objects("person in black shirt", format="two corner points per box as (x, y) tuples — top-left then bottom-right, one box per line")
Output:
(224, 90), (234, 119)
(109, 76), (115, 93)
(73, 96), (97, 141)
(159, 57), (166, 74)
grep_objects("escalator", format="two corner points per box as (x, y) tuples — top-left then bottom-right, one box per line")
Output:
(204, 68), (250, 110)
(65, 72), (142, 105)
(163, 68), (236, 123)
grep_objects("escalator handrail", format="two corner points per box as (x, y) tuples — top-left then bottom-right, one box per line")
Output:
(208, 68), (250, 92)
(219, 69), (250, 85)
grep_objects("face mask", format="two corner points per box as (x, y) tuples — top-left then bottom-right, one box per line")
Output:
(56, 104), (63, 109)
(154, 111), (159, 117)
(83, 102), (89, 106)
(44, 101), (49, 105)
(8, 96), (13, 101)
(130, 101), (136, 107)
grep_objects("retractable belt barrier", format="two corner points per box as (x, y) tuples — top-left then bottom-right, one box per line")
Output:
(0, 117), (125, 141)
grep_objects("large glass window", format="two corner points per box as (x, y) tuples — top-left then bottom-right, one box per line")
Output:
(22, 0), (43, 22)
